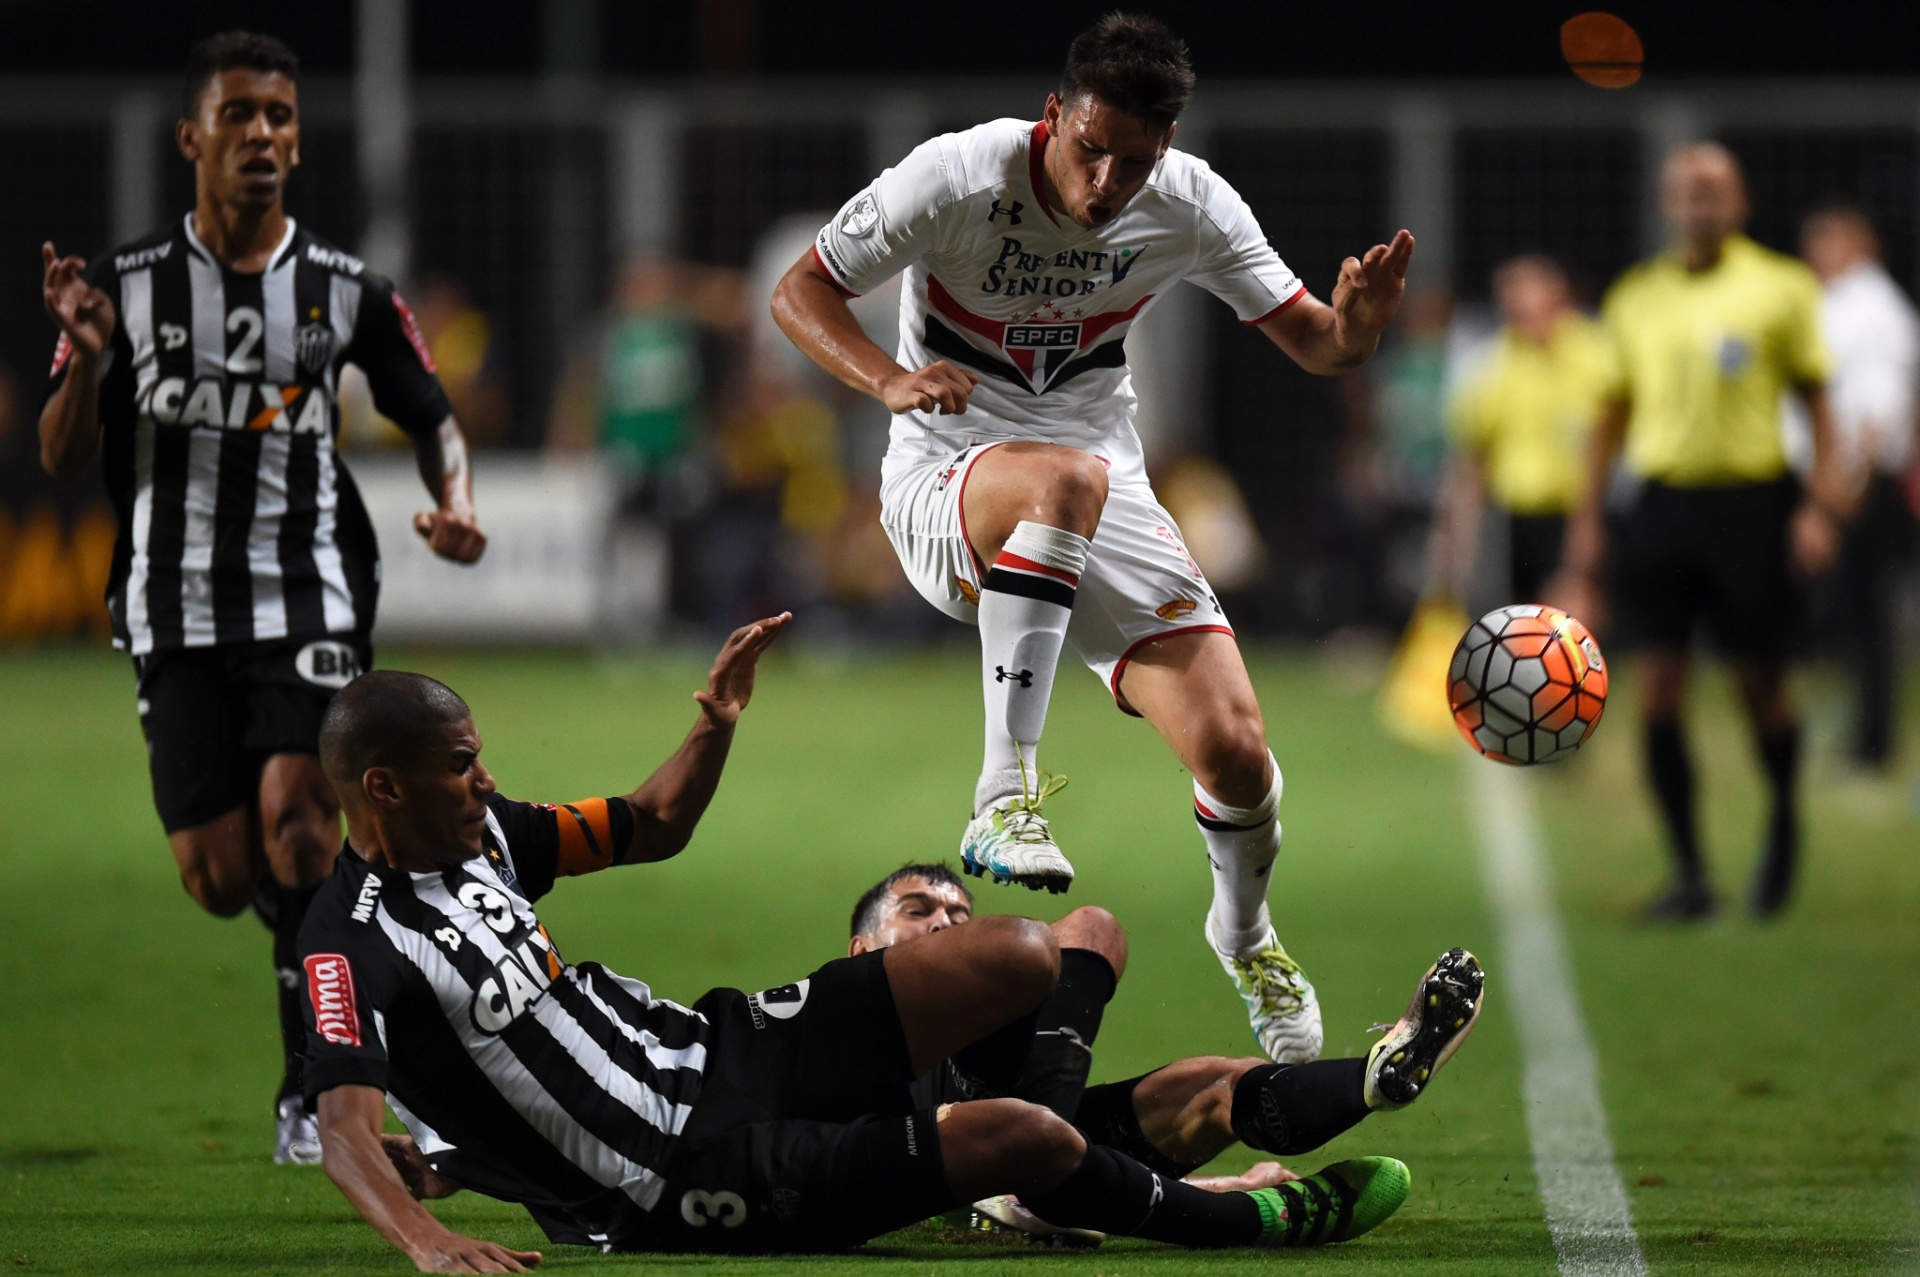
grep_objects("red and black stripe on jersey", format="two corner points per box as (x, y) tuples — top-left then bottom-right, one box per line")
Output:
(45, 215), (451, 654)
(919, 275), (1149, 396)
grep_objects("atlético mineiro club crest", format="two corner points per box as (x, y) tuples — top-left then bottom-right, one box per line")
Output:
(922, 276), (1150, 395)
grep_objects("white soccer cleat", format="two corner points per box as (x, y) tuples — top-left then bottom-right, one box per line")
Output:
(960, 771), (1074, 894)
(1363, 947), (1485, 1111)
(1207, 917), (1323, 1064)
(971, 1195), (1105, 1248)
(274, 1096), (323, 1166)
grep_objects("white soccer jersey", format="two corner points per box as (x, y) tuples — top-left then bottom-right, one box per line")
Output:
(813, 118), (1304, 487)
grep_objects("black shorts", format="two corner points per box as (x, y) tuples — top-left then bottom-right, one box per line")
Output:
(1613, 477), (1802, 662)
(1506, 512), (1565, 603)
(132, 633), (370, 832)
(593, 951), (951, 1253)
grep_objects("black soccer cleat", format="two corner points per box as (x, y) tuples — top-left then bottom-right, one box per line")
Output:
(1363, 948), (1485, 1111)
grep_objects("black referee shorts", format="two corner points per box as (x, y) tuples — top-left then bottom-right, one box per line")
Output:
(596, 951), (951, 1253)
(1614, 476), (1802, 663)
(132, 633), (371, 833)
(1506, 512), (1566, 603)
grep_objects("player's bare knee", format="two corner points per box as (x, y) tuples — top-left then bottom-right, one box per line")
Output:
(178, 853), (256, 917)
(1194, 721), (1272, 807)
(1054, 906), (1128, 978)
(977, 916), (1060, 1005)
(1031, 449), (1109, 534)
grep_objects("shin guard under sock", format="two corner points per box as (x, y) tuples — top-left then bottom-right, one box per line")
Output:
(1022, 1144), (1264, 1247)
(974, 521), (1090, 814)
(1230, 1059), (1372, 1155)
(1013, 949), (1116, 1122)
(272, 883), (320, 1101)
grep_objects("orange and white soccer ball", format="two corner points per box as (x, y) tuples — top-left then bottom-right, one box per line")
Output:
(1448, 604), (1608, 765)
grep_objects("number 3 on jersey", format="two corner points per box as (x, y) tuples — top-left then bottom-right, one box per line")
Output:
(680, 1189), (746, 1228)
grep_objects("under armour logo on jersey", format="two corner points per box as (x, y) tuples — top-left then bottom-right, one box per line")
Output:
(159, 323), (188, 351)
(995, 667), (1034, 687)
(988, 199), (1024, 225)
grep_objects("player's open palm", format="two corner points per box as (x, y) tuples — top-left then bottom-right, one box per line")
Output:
(42, 242), (115, 359)
(409, 1233), (541, 1273)
(1332, 229), (1415, 348)
(697, 611), (792, 725)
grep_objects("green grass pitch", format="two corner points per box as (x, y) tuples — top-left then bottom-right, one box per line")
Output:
(1, 644), (1916, 1274)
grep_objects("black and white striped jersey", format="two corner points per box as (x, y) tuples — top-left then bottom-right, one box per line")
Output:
(44, 215), (453, 655)
(300, 793), (713, 1215)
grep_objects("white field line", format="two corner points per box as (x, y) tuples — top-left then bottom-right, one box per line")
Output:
(1470, 761), (1648, 1277)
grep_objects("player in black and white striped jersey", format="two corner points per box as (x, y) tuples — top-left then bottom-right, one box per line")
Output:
(36, 32), (486, 1164)
(306, 617), (1408, 1266)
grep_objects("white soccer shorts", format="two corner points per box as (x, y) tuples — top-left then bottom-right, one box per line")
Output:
(879, 441), (1235, 714)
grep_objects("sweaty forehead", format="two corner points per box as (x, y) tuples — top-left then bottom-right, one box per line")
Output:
(888, 876), (971, 912)
(1061, 96), (1166, 152)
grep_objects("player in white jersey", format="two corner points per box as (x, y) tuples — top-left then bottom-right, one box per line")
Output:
(772, 14), (1414, 1063)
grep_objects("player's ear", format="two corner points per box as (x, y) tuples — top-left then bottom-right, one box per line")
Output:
(362, 766), (402, 809)
(175, 117), (200, 164)
(1044, 93), (1063, 129)
(848, 935), (870, 957)
(1160, 120), (1176, 158)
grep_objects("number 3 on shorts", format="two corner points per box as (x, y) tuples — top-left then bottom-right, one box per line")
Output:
(680, 1189), (747, 1228)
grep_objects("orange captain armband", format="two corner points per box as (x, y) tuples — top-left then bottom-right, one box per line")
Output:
(552, 797), (628, 877)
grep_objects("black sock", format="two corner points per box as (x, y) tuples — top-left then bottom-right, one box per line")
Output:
(1645, 720), (1703, 886)
(1022, 1144), (1263, 1247)
(1074, 1076), (1203, 1178)
(272, 883), (320, 1104)
(1013, 949), (1116, 1122)
(1230, 1059), (1372, 1155)
(1757, 723), (1800, 850)
(948, 1008), (1040, 1098)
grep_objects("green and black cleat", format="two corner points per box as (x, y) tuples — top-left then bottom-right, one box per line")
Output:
(1247, 1156), (1411, 1246)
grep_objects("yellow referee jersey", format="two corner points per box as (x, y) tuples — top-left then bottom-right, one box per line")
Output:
(1448, 315), (1612, 515)
(1601, 234), (1831, 486)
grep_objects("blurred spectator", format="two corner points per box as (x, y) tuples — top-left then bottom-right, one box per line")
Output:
(1428, 255), (1613, 604)
(1156, 455), (1267, 592)
(547, 254), (747, 478)
(1341, 287), (1462, 625)
(340, 276), (510, 449)
(1796, 203), (1920, 768)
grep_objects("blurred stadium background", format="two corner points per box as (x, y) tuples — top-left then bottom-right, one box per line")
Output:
(1, 2), (1917, 1273)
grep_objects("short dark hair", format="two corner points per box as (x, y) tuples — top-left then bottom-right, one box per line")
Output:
(1059, 13), (1195, 131)
(319, 670), (471, 792)
(850, 863), (974, 939)
(183, 31), (299, 118)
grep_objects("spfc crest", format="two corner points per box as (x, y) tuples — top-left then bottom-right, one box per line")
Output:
(295, 322), (336, 376)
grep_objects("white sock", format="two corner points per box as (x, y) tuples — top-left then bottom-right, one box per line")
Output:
(1197, 752), (1283, 957)
(974, 521), (1091, 814)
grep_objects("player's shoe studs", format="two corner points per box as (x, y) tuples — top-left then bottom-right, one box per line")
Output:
(1364, 947), (1485, 1111)
(1248, 1156), (1410, 1246)
(960, 767), (1074, 894)
(1206, 918), (1323, 1064)
(274, 1096), (324, 1166)
(969, 1195), (1105, 1248)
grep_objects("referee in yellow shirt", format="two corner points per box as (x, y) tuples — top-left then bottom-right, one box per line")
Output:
(1432, 255), (1612, 602)
(1554, 145), (1844, 921)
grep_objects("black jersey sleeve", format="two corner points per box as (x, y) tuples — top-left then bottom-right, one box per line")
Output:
(342, 273), (454, 438)
(299, 875), (404, 1100)
(486, 793), (637, 902)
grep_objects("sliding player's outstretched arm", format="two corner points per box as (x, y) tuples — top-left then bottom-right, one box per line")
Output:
(318, 1084), (541, 1273)
(1257, 230), (1416, 375)
(617, 612), (793, 863)
(772, 253), (979, 415)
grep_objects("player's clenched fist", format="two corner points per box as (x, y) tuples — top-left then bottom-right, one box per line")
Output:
(41, 242), (116, 360)
(881, 360), (980, 416)
(413, 507), (488, 564)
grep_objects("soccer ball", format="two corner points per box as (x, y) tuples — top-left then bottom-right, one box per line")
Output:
(1448, 604), (1608, 765)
